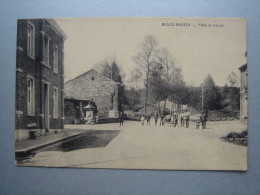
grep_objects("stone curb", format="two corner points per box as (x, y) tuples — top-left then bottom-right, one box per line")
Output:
(15, 132), (83, 155)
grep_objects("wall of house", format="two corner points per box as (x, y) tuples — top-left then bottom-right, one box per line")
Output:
(65, 70), (124, 118)
(240, 68), (248, 124)
(15, 19), (65, 141)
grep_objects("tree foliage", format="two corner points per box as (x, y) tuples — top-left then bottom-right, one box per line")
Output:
(129, 35), (239, 114)
(94, 57), (124, 83)
(203, 74), (222, 110)
(124, 87), (141, 110)
(131, 36), (187, 114)
(227, 71), (238, 87)
(132, 35), (159, 115)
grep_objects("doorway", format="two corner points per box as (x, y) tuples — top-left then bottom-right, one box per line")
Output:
(43, 82), (49, 131)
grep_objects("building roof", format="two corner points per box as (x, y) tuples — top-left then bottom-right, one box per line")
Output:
(66, 69), (124, 86)
(65, 69), (123, 101)
(46, 19), (67, 40)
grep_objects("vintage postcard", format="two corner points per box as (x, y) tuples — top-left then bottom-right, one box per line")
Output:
(15, 17), (247, 170)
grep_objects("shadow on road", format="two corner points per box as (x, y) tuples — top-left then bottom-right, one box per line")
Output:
(38, 130), (120, 152)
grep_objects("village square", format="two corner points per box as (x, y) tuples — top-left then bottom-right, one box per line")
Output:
(15, 18), (247, 170)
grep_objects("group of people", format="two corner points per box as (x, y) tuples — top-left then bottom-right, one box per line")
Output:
(139, 111), (208, 129)
(169, 112), (190, 128)
(192, 112), (208, 129)
(139, 111), (190, 128)
(119, 110), (208, 129)
(140, 111), (165, 126)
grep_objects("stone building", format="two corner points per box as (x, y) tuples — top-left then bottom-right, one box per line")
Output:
(64, 98), (97, 124)
(15, 19), (66, 141)
(239, 64), (248, 124)
(64, 69), (124, 123)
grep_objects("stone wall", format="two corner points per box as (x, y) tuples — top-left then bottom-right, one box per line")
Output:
(65, 70), (124, 118)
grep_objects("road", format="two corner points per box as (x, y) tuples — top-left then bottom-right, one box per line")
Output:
(21, 119), (247, 170)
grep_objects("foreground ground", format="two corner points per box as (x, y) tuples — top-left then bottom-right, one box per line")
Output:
(19, 119), (247, 170)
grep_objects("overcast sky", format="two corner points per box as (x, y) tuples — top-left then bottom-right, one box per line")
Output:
(55, 17), (247, 87)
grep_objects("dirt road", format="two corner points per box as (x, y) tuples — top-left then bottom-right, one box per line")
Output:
(22, 120), (247, 170)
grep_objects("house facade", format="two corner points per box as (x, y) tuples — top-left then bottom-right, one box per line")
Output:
(15, 19), (66, 141)
(64, 69), (124, 122)
(238, 64), (248, 124)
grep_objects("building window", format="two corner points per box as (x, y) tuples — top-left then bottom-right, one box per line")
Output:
(53, 87), (58, 118)
(53, 45), (58, 73)
(27, 76), (35, 115)
(42, 33), (50, 66)
(27, 22), (35, 59)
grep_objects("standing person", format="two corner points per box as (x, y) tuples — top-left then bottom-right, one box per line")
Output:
(175, 112), (178, 127)
(119, 112), (124, 127)
(146, 113), (151, 126)
(186, 115), (190, 128)
(184, 114), (189, 128)
(140, 115), (145, 126)
(200, 112), (207, 129)
(172, 114), (177, 127)
(159, 113), (164, 126)
(171, 114), (174, 126)
(196, 119), (200, 129)
(154, 111), (159, 126)
(179, 112), (184, 127)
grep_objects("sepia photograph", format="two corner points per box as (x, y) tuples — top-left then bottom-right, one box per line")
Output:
(15, 17), (247, 170)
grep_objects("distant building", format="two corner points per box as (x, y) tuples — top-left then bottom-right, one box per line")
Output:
(238, 64), (248, 124)
(64, 69), (124, 123)
(15, 19), (66, 141)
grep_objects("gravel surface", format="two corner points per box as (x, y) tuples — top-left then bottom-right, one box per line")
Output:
(20, 120), (247, 170)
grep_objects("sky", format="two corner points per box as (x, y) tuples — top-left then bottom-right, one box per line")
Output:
(55, 17), (247, 87)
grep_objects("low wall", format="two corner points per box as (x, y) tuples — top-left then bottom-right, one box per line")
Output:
(97, 118), (119, 124)
(207, 111), (239, 121)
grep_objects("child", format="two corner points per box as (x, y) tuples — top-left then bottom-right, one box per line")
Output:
(196, 119), (200, 129)
(141, 115), (145, 126)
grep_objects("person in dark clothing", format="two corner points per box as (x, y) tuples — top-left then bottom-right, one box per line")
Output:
(200, 112), (208, 129)
(180, 114), (184, 127)
(184, 115), (190, 128)
(154, 111), (159, 126)
(172, 113), (178, 127)
(160, 114), (164, 126)
(119, 112), (124, 127)
(146, 113), (151, 126)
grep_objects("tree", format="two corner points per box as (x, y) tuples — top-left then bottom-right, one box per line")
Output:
(94, 57), (123, 83)
(149, 66), (170, 113)
(203, 74), (222, 110)
(220, 84), (240, 112)
(111, 60), (123, 83)
(187, 86), (201, 110)
(227, 71), (238, 87)
(124, 87), (141, 110)
(152, 48), (186, 113)
(133, 35), (159, 115)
